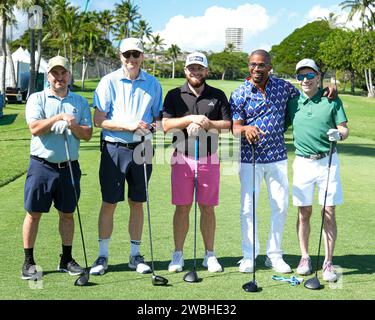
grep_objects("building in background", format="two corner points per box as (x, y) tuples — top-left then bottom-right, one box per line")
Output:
(225, 28), (243, 52)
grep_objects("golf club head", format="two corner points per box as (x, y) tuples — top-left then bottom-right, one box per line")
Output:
(152, 275), (169, 286)
(74, 270), (89, 287)
(183, 270), (200, 283)
(242, 280), (258, 292)
(304, 276), (321, 290)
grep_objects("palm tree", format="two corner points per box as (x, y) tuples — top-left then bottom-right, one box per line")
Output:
(149, 34), (165, 76)
(340, 0), (375, 31)
(98, 9), (115, 41)
(225, 43), (236, 52)
(340, 0), (375, 97)
(132, 19), (152, 44)
(114, 0), (140, 39)
(167, 44), (181, 79)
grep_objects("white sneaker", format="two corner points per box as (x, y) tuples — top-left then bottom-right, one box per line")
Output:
(202, 254), (223, 272)
(265, 257), (292, 273)
(168, 251), (184, 272)
(322, 261), (337, 282)
(90, 256), (108, 275)
(129, 254), (152, 274)
(238, 258), (254, 273)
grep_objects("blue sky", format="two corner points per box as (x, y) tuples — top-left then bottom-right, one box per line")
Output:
(15, 1), (362, 53)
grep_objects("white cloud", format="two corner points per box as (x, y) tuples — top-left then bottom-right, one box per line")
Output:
(306, 5), (363, 30)
(152, 4), (271, 52)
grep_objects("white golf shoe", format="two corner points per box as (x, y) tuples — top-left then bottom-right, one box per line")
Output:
(90, 256), (108, 275)
(322, 261), (338, 282)
(265, 256), (292, 273)
(202, 254), (223, 273)
(238, 258), (254, 273)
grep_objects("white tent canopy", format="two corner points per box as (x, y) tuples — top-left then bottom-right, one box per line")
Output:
(1, 47), (48, 90)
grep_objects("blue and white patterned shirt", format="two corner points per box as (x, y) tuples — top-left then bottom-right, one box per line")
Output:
(230, 76), (299, 164)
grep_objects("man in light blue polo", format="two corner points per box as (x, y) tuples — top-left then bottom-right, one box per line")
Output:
(90, 38), (162, 275)
(22, 55), (93, 280)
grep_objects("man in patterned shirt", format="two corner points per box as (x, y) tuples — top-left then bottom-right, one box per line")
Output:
(230, 49), (296, 274)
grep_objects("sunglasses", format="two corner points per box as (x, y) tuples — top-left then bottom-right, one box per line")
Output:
(122, 50), (142, 59)
(249, 62), (269, 70)
(296, 72), (317, 81)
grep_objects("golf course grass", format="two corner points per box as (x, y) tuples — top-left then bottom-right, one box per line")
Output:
(0, 79), (374, 300)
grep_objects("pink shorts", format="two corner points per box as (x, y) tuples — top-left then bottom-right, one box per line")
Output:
(171, 152), (220, 206)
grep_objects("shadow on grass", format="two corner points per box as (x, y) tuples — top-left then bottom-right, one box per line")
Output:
(0, 114), (18, 126)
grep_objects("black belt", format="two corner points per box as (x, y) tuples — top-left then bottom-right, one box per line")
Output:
(31, 155), (77, 169)
(105, 140), (141, 150)
(298, 149), (336, 160)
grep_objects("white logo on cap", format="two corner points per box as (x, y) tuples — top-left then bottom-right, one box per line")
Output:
(190, 56), (204, 63)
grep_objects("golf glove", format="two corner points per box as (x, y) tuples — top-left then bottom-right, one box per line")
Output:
(327, 128), (341, 142)
(51, 120), (68, 134)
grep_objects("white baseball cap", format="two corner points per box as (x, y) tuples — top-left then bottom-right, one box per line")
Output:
(119, 38), (144, 53)
(185, 52), (208, 68)
(296, 58), (319, 73)
(47, 55), (70, 73)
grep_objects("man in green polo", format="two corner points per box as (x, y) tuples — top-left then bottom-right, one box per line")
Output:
(286, 58), (349, 282)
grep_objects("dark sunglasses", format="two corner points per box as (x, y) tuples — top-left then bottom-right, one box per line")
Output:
(296, 72), (316, 81)
(122, 50), (142, 59)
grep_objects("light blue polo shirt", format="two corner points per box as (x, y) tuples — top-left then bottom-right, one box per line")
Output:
(25, 88), (92, 162)
(93, 68), (162, 143)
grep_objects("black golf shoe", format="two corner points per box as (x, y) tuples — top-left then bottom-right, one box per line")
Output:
(21, 263), (39, 280)
(57, 255), (84, 276)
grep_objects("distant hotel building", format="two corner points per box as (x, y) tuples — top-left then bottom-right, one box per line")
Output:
(225, 28), (243, 52)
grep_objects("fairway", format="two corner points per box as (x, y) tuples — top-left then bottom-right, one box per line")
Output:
(0, 79), (374, 300)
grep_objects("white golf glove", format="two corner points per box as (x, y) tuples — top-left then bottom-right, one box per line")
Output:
(51, 120), (68, 134)
(327, 128), (341, 142)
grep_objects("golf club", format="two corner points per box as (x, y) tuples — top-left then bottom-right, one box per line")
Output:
(242, 143), (258, 292)
(63, 132), (90, 287)
(141, 136), (169, 286)
(305, 141), (335, 290)
(183, 136), (200, 283)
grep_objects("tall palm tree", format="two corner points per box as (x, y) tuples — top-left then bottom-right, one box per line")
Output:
(114, 0), (140, 39)
(340, 0), (375, 97)
(149, 34), (165, 76)
(167, 44), (181, 79)
(225, 43), (236, 52)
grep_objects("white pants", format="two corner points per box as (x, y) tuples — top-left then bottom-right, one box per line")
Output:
(292, 153), (343, 206)
(239, 160), (288, 260)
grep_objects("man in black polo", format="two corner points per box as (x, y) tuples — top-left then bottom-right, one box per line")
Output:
(162, 52), (232, 273)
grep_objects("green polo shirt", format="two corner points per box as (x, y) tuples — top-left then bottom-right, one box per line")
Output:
(286, 89), (348, 156)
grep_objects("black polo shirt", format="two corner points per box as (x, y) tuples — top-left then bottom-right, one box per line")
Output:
(163, 82), (232, 157)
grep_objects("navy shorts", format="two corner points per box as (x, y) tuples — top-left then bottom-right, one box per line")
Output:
(99, 142), (152, 204)
(24, 156), (81, 213)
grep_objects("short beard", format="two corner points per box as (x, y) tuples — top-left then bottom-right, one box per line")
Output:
(187, 77), (206, 88)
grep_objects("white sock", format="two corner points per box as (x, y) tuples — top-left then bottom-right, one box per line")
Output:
(130, 240), (141, 256)
(98, 238), (110, 257)
(206, 250), (215, 257)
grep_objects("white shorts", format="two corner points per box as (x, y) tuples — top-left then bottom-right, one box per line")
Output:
(292, 152), (343, 207)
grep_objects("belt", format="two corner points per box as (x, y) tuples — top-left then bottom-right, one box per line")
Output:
(31, 155), (76, 169)
(298, 149), (336, 160)
(105, 140), (141, 150)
